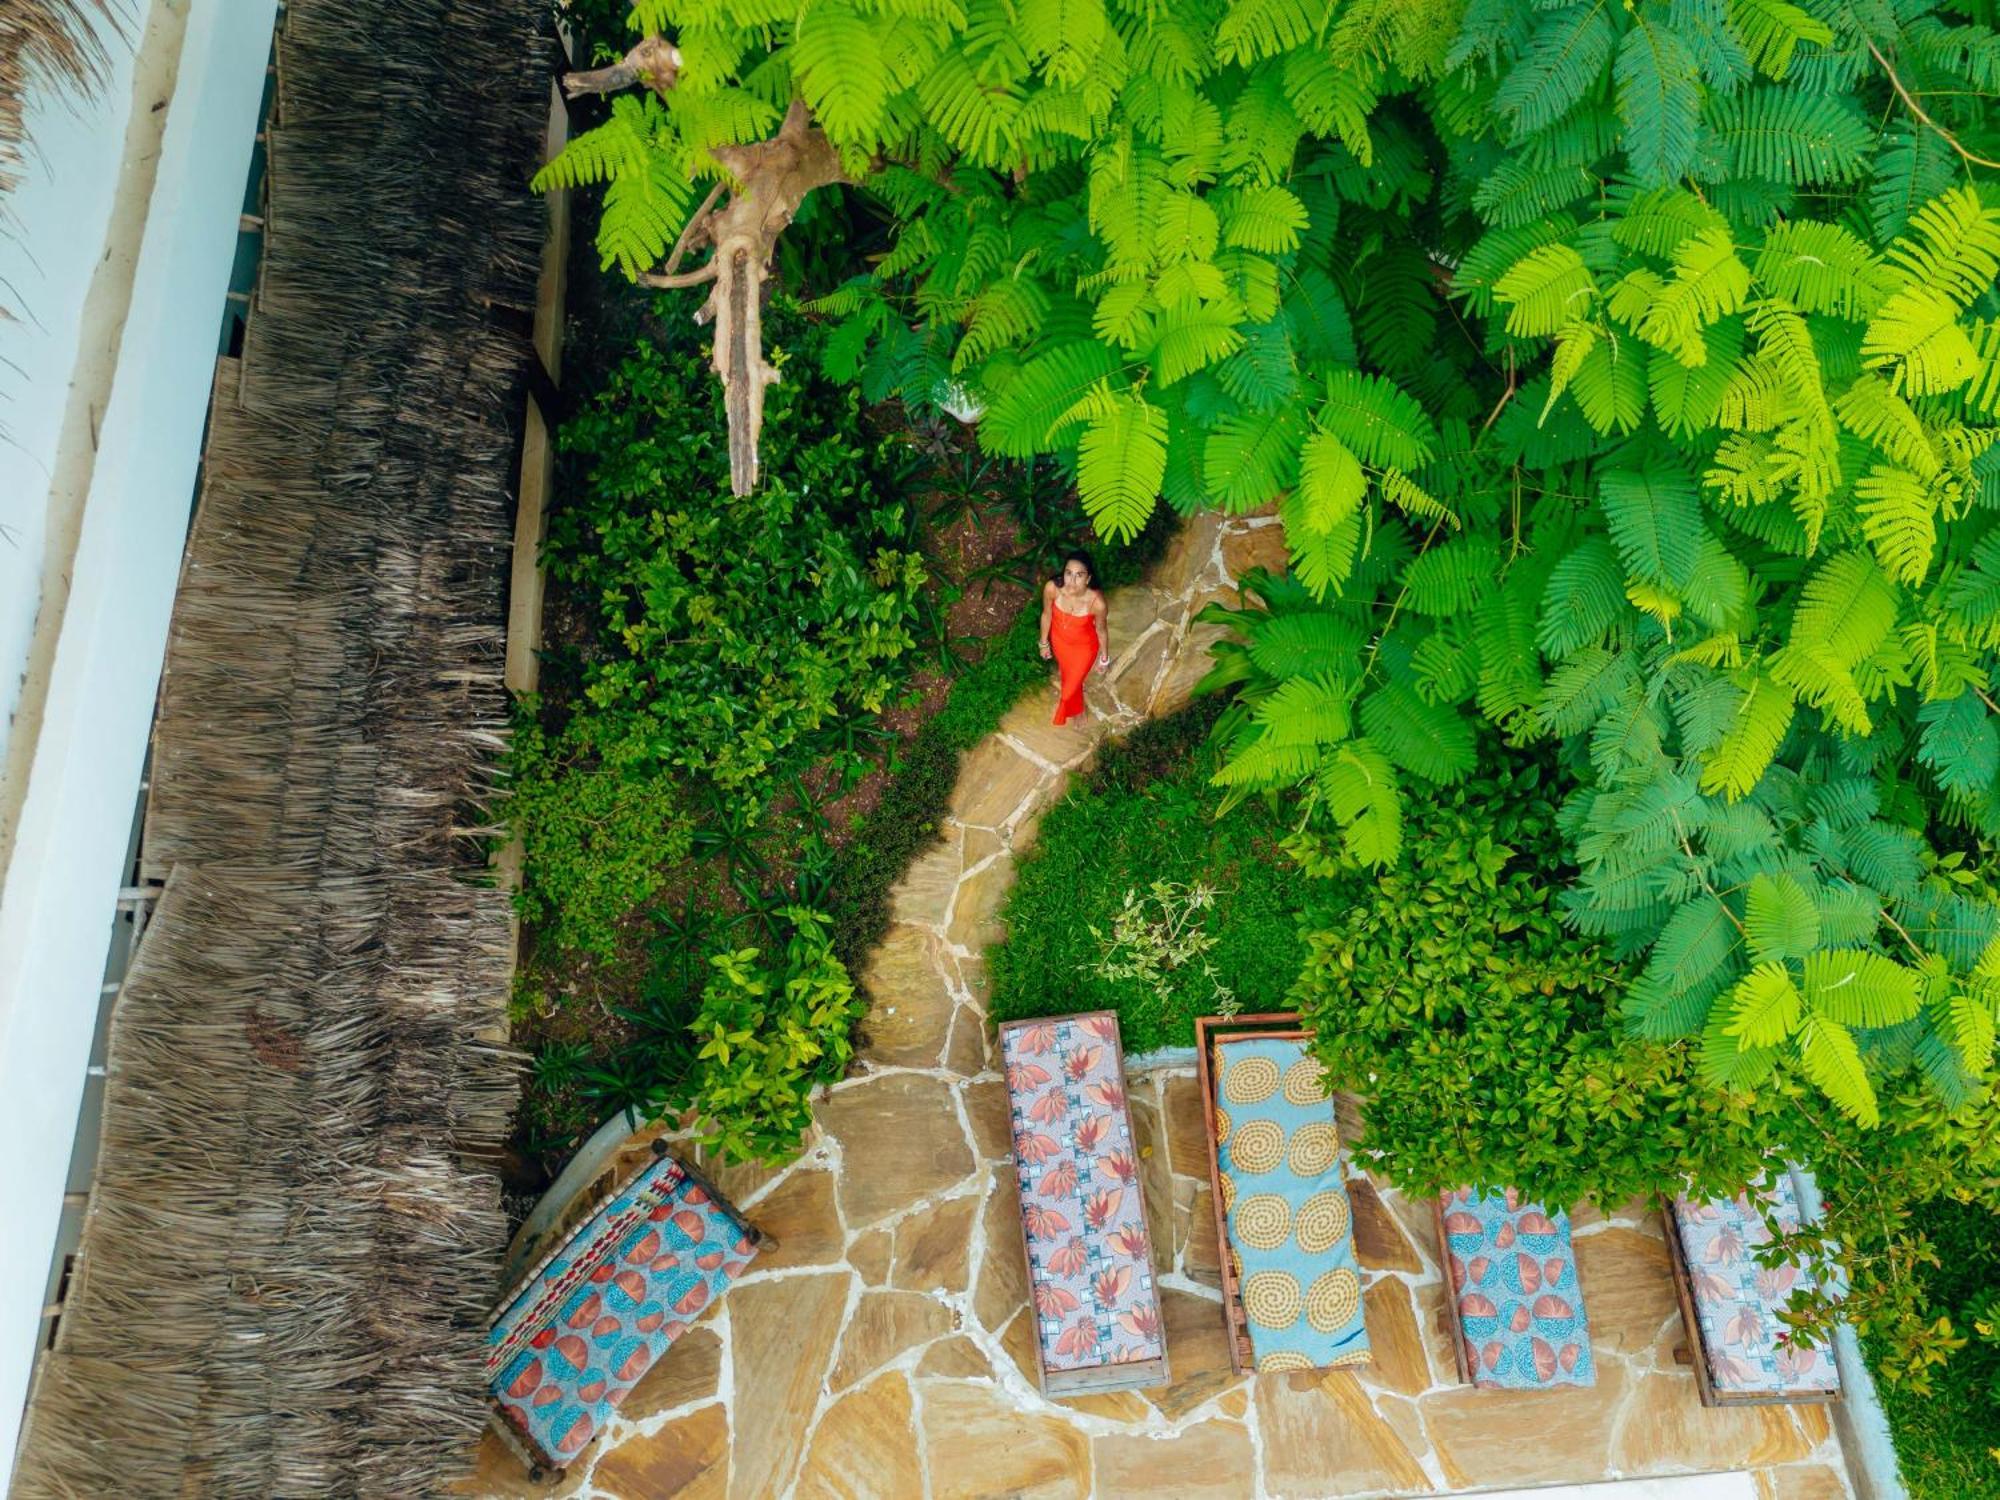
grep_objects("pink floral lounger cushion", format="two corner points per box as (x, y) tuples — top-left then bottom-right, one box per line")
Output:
(1674, 1174), (1840, 1397)
(1001, 1014), (1166, 1381)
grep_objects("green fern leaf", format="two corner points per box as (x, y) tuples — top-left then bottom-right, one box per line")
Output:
(979, 341), (1121, 457)
(1206, 406), (1307, 509)
(1615, 17), (1703, 188)
(1745, 872), (1821, 962)
(1492, 1), (1618, 138)
(1802, 948), (1923, 1029)
(1753, 221), (1893, 320)
(1728, 0), (1833, 80)
(1917, 692), (2000, 796)
(1795, 1014), (1878, 1125)
(1711, 86), (1870, 185)
(1077, 390), (1169, 542)
(1600, 462), (1702, 586)
(1862, 284), (1983, 397)
(1152, 303), (1248, 384)
(1698, 672), (1794, 799)
(1360, 677), (1477, 783)
(1538, 537), (1626, 657)
(1317, 370), (1438, 470)
(1936, 990), (1997, 1075)
(791, 0), (894, 145)
(1725, 960), (1804, 1046)
(1493, 243), (1599, 337)
(1854, 464), (1938, 586)
(1315, 737), (1403, 866)
(1885, 186), (2000, 310)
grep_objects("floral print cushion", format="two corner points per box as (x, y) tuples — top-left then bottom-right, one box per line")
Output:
(1440, 1187), (1595, 1389)
(1675, 1173), (1840, 1397)
(1213, 1036), (1370, 1372)
(1001, 1014), (1166, 1374)
(488, 1156), (757, 1464)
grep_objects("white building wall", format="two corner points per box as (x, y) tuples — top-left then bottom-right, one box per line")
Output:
(0, 0), (277, 1482)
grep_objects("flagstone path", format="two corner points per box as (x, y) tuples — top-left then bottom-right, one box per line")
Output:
(463, 513), (1859, 1500)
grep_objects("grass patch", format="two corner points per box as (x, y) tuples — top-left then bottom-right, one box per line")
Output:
(987, 697), (1300, 1053)
(1869, 1198), (2000, 1500)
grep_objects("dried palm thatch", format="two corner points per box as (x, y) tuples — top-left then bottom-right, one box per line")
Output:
(0, 0), (118, 199)
(8, 0), (550, 1493)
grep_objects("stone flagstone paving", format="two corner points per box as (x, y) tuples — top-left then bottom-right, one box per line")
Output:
(464, 513), (1858, 1500)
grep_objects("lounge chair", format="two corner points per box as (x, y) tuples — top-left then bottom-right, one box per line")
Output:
(1665, 1172), (1841, 1407)
(1194, 1012), (1371, 1375)
(1435, 1187), (1596, 1389)
(998, 1011), (1170, 1395)
(485, 1142), (765, 1472)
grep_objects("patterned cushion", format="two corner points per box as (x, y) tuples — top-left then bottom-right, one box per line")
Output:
(1001, 1015), (1166, 1374)
(488, 1156), (756, 1463)
(1213, 1036), (1370, 1372)
(1675, 1174), (1840, 1397)
(1440, 1188), (1595, 1389)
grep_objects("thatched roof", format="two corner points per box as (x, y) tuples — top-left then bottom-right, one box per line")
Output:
(0, 0), (114, 199)
(9, 0), (550, 1492)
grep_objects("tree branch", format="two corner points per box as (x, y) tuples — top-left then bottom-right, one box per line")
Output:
(562, 35), (682, 102)
(1868, 39), (2000, 172)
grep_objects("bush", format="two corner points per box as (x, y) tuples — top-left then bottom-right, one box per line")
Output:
(1293, 755), (1768, 1209)
(545, 301), (927, 812)
(679, 907), (865, 1164)
(506, 710), (692, 959)
(1867, 1198), (2000, 1499)
(988, 701), (1301, 1054)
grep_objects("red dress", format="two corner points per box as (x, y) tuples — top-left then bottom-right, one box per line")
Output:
(1049, 601), (1100, 726)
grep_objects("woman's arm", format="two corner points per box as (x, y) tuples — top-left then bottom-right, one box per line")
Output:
(1094, 591), (1109, 667)
(1039, 581), (1055, 660)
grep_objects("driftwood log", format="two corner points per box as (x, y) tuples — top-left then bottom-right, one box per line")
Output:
(567, 39), (847, 495)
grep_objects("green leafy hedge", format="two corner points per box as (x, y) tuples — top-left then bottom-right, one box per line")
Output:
(1867, 1198), (2000, 1499)
(989, 702), (1302, 1053)
(1293, 755), (1768, 1208)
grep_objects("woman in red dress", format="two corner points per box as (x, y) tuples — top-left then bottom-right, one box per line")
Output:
(1040, 550), (1109, 726)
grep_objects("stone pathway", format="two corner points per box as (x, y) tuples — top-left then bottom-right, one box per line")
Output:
(462, 512), (1857, 1500)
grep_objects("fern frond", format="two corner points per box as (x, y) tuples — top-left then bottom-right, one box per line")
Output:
(1401, 535), (1498, 615)
(1917, 692), (2000, 796)
(1745, 872), (1821, 962)
(1862, 284), (1983, 397)
(1698, 672), (1795, 799)
(1635, 228), (1752, 367)
(1316, 369), (1437, 472)
(1151, 302), (1248, 383)
(1725, 960), (1804, 1046)
(1795, 1014), (1878, 1125)
(1615, 16), (1703, 189)
(1314, 737), (1403, 866)
(1728, 0), (1833, 80)
(1493, 242), (1598, 337)
(1753, 221), (1892, 320)
(1205, 406), (1307, 509)
(1885, 186), (2000, 310)
(1802, 948), (1923, 1029)
(1077, 389), (1168, 541)
(978, 341), (1122, 457)
(1854, 463), (1939, 586)
(1600, 462), (1703, 586)
(1711, 86), (1871, 185)
(1492, 1), (1618, 138)
(1215, 0), (1330, 64)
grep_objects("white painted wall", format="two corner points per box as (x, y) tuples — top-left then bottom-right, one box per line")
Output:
(0, 0), (277, 1482)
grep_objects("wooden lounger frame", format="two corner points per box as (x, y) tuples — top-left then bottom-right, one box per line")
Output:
(997, 1011), (1171, 1397)
(1661, 1195), (1840, 1409)
(1194, 1010), (1350, 1376)
(1431, 1195), (1481, 1387)
(486, 1138), (770, 1475)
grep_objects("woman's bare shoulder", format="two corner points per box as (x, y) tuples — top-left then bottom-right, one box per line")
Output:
(1090, 588), (1108, 610)
(1042, 578), (1059, 598)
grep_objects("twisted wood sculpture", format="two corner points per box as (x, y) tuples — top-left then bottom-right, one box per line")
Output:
(566, 42), (847, 495)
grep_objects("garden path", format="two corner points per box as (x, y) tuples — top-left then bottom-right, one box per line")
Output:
(463, 512), (1858, 1500)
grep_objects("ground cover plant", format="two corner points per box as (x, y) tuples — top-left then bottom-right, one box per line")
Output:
(1866, 1198), (2000, 1499)
(541, 0), (2000, 1430)
(989, 699), (1300, 1052)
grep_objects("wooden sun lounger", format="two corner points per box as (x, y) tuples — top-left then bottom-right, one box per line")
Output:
(1194, 1011), (1371, 1375)
(998, 1011), (1170, 1395)
(485, 1141), (766, 1473)
(1434, 1187), (1596, 1389)
(1664, 1176), (1841, 1408)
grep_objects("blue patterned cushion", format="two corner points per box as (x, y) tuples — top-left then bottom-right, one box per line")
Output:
(1440, 1188), (1595, 1389)
(1214, 1036), (1370, 1372)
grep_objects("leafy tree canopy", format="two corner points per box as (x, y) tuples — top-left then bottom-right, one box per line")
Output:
(542, 0), (2000, 1140)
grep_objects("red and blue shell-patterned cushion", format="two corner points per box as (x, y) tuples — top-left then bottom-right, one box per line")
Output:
(487, 1156), (756, 1463)
(1440, 1187), (1595, 1389)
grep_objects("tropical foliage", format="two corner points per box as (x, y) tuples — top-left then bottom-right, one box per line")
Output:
(1293, 758), (1773, 1210)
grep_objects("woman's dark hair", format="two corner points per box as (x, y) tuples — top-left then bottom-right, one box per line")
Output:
(1053, 549), (1096, 588)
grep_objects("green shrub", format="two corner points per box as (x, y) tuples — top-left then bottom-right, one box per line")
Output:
(989, 702), (1302, 1053)
(546, 302), (927, 811)
(680, 907), (865, 1164)
(1868, 1198), (2000, 1499)
(507, 709), (692, 959)
(1293, 755), (1769, 1209)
